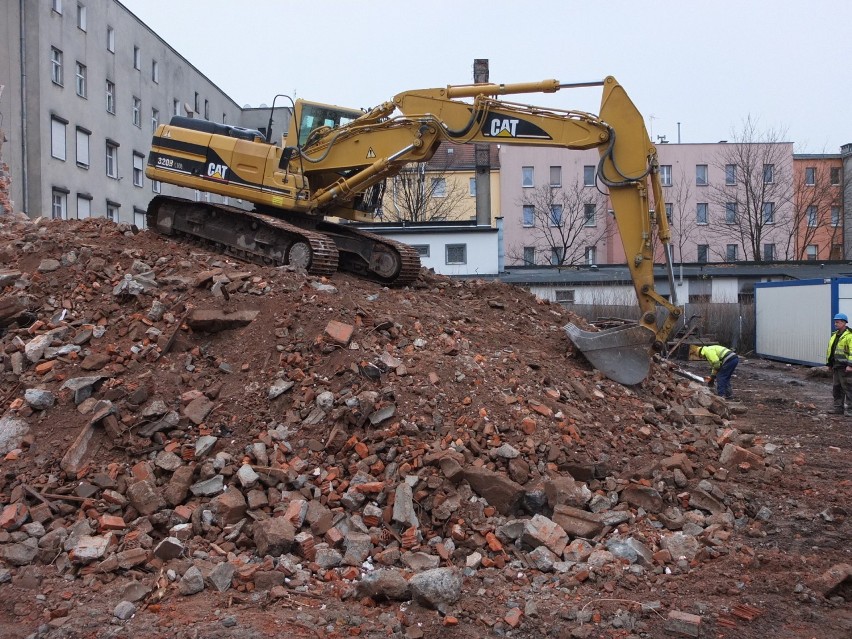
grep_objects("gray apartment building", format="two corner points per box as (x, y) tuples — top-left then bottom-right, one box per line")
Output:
(0, 0), (249, 226)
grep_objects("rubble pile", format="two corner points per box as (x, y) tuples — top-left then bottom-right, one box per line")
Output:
(0, 215), (785, 636)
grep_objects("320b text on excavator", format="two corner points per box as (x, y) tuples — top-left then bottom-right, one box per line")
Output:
(145, 76), (682, 385)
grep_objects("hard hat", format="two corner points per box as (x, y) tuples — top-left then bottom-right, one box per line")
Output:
(835, 313), (848, 322)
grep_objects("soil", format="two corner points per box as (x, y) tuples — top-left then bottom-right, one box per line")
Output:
(0, 215), (849, 639)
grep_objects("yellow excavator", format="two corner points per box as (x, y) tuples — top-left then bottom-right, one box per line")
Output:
(145, 76), (681, 384)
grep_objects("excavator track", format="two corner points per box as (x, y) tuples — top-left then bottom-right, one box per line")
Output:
(146, 196), (338, 277)
(315, 221), (422, 287)
(146, 196), (421, 286)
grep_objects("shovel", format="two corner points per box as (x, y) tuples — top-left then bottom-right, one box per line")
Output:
(564, 322), (655, 385)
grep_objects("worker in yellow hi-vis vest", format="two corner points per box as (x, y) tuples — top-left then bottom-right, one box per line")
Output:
(698, 344), (739, 400)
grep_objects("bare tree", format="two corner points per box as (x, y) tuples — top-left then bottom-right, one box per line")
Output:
(660, 166), (699, 264)
(380, 154), (469, 223)
(506, 181), (612, 266)
(789, 163), (843, 260)
(707, 117), (794, 261)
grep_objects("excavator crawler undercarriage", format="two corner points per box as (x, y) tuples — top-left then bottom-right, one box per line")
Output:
(146, 195), (421, 286)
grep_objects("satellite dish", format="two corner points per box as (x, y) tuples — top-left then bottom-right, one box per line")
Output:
(184, 102), (194, 116)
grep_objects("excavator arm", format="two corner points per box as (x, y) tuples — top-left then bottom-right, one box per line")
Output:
(295, 77), (682, 382)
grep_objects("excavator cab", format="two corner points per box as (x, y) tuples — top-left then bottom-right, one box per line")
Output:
(289, 100), (363, 148)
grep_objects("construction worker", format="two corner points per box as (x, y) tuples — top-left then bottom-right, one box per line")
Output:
(825, 312), (852, 415)
(698, 344), (739, 400)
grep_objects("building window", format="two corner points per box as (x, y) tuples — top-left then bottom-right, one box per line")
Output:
(665, 202), (673, 223)
(522, 166), (534, 187)
(726, 244), (738, 262)
(76, 3), (87, 31)
(173, 99), (181, 117)
(52, 0), (62, 14)
(696, 164), (708, 186)
(52, 190), (68, 219)
(696, 202), (708, 225)
(75, 62), (87, 97)
(106, 202), (119, 222)
(585, 246), (597, 265)
(75, 127), (90, 168)
(697, 244), (709, 263)
(549, 204), (563, 227)
(152, 60), (159, 84)
(132, 96), (141, 127)
(133, 46), (141, 70)
(132, 152), (145, 187)
(832, 205), (841, 227)
(523, 247), (535, 265)
(831, 167), (841, 185)
(50, 47), (63, 85)
(805, 167), (816, 186)
(555, 289), (575, 305)
(468, 177), (476, 196)
(806, 244), (818, 261)
(411, 245), (430, 257)
(725, 202), (737, 224)
(107, 26), (115, 53)
(134, 208), (147, 229)
(584, 203), (596, 226)
(806, 205), (818, 227)
(105, 142), (118, 178)
(77, 195), (91, 219)
(445, 244), (467, 265)
(106, 80), (115, 114)
(763, 163), (774, 184)
(725, 164), (736, 185)
(660, 165), (672, 187)
(522, 205), (534, 227)
(583, 165), (595, 187)
(763, 201), (775, 224)
(152, 180), (161, 194)
(51, 117), (67, 161)
(152, 108), (160, 132)
(551, 247), (565, 265)
(431, 177), (446, 197)
(204, 99), (209, 120)
(194, 92), (200, 114)
(763, 243), (775, 261)
(549, 166), (561, 187)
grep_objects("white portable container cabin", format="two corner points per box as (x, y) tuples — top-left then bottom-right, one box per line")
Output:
(754, 277), (852, 365)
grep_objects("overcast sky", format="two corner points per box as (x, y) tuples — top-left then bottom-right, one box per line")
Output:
(120, 0), (850, 153)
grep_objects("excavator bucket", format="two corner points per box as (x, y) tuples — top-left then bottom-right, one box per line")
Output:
(564, 322), (655, 385)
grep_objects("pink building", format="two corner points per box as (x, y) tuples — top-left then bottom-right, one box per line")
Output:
(500, 141), (799, 266)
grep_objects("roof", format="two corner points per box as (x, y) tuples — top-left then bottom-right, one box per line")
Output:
(357, 221), (498, 235)
(488, 261), (852, 286)
(793, 153), (842, 160)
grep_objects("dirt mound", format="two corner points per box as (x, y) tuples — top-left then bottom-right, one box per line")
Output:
(0, 216), (849, 639)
